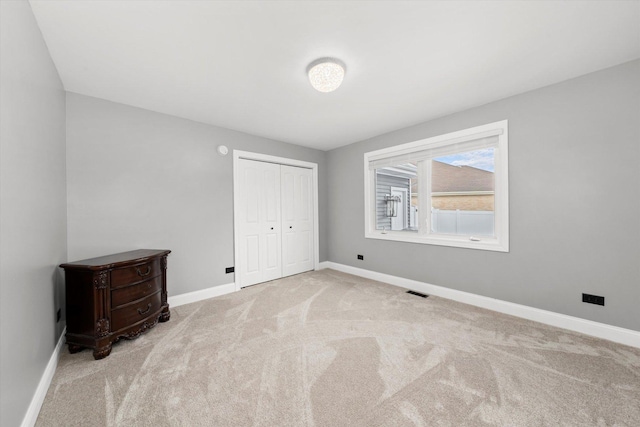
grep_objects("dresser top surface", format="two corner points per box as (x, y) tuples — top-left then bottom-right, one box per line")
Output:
(60, 249), (171, 271)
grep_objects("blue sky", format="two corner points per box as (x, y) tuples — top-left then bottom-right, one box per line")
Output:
(434, 148), (495, 172)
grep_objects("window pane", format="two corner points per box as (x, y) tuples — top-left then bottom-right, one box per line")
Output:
(375, 163), (418, 232)
(430, 148), (495, 236)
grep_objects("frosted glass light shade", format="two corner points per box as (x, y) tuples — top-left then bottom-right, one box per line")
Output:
(307, 58), (346, 93)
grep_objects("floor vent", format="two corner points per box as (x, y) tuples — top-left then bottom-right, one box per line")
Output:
(406, 290), (429, 298)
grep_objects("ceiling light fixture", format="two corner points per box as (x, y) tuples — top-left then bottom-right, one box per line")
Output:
(307, 58), (346, 93)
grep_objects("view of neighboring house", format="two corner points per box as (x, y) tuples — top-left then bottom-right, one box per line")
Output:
(375, 163), (416, 231)
(431, 160), (494, 211)
(376, 160), (495, 235)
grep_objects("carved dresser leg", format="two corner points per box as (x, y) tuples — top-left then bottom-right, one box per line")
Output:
(93, 344), (112, 360)
(159, 308), (171, 322)
(68, 343), (83, 354)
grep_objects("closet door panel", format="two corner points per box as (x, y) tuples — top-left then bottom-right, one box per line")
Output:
(245, 235), (260, 274)
(281, 165), (314, 277)
(261, 165), (282, 282)
(237, 159), (282, 287)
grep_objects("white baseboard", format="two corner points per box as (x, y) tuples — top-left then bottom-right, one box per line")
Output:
(168, 282), (236, 307)
(317, 261), (331, 270)
(319, 261), (640, 349)
(21, 327), (66, 427)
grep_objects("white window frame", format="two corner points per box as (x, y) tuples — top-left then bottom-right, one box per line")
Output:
(364, 120), (509, 252)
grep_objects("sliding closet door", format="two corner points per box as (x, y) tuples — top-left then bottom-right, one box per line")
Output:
(281, 165), (314, 277)
(236, 159), (282, 287)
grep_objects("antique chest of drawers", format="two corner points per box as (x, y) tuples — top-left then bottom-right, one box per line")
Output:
(60, 249), (171, 359)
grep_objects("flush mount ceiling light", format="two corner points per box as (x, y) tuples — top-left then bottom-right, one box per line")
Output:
(307, 58), (346, 93)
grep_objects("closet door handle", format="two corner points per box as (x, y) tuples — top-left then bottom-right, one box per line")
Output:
(270, 227), (274, 230)
(289, 226), (292, 229)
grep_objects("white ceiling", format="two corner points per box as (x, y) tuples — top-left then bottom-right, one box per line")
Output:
(30, 1), (640, 151)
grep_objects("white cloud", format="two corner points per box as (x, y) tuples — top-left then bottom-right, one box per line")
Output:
(436, 148), (495, 172)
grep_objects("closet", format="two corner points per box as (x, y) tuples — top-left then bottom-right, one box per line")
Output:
(235, 157), (315, 288)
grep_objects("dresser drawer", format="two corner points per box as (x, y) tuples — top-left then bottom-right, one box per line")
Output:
(111, 276), (162, 308)
(111, 291), (162, 332)
(111, 259), (161, 288)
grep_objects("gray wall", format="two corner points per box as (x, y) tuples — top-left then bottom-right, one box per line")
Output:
(0, 2), (68, 426)
(327, 59), (640, 332)
(66, 93), (328, 296)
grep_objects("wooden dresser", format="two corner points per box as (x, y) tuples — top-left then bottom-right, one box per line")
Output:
(60, 249), (171, 359)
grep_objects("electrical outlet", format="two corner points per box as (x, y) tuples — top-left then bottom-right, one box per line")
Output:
(582, 293), (605, 306)
(56, 308), (61, 323)
(225, 266), (235, 274)
(357, 255), (364, 260)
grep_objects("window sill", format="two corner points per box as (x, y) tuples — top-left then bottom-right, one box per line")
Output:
(365, 230), (509, 252)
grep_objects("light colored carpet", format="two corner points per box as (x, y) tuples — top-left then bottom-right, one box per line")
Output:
(37, 269), (640, 426)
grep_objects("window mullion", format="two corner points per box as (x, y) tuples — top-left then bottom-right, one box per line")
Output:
(371, 169), (378, 232)
(493, 146), (502, 239)
(418, 159), (431, 236)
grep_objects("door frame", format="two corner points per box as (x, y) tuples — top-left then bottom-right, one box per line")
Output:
(390, 187), (408, 231)
(233, 150), (320, 290)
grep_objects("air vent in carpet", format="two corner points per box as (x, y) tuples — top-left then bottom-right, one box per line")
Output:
(406, 290), (429, 298)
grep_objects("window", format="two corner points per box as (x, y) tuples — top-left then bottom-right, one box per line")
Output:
(364, 121), (509, 252)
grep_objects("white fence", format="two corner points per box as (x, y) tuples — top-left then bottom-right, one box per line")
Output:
(431, 209), (494, 236)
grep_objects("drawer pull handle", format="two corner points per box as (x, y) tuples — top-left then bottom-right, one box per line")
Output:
(137, 304), (152, 315)
(136, 266), (152, 277)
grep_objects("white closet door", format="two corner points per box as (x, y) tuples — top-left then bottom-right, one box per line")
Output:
(236, 159), (282, 287)
(281, 165), (314, 277)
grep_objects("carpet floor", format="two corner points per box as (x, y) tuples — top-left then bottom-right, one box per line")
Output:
(36, 269), (640, 426)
